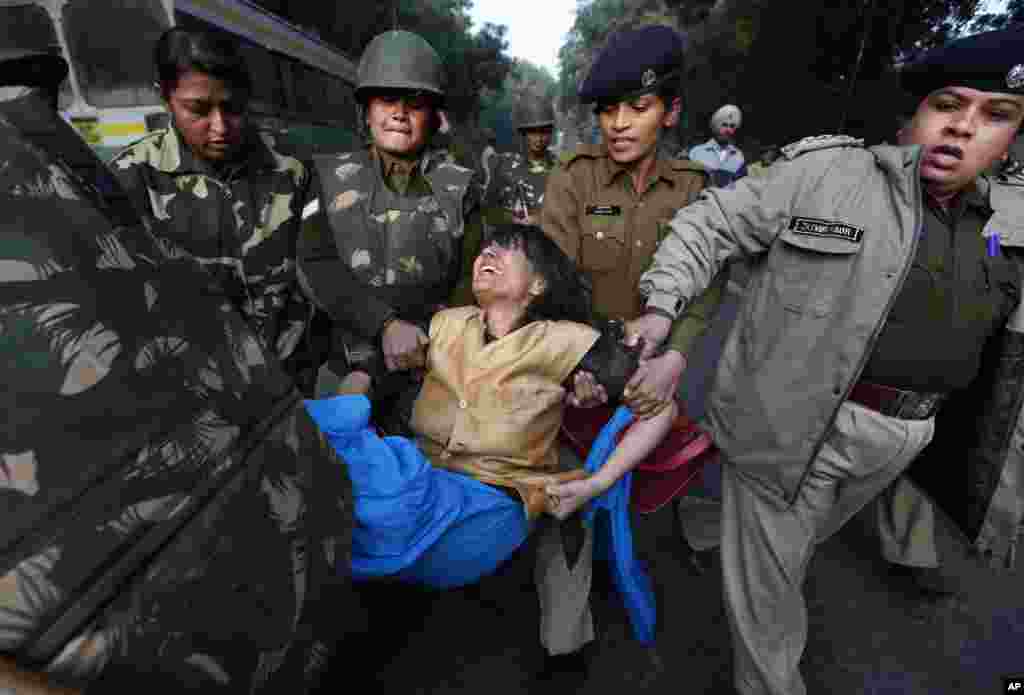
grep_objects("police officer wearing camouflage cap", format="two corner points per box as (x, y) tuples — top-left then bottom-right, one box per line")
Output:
(110, 28), (315, 389)
(628, 25), (1024, 695)
(296, 30), (482, 430)
(487, 98), (558, 225)
(542, 24), (729, 424)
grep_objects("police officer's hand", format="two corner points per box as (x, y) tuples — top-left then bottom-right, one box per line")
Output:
(381, 319), (429, 372)
(626, 313), (673, 359)
(623, 351), (685, 420)
(566, 370), (609, 408)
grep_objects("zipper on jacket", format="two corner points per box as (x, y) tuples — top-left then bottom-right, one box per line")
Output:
(789, 153), (926, 505)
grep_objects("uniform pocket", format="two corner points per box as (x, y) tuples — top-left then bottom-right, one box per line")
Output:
(768, 226), (862, 316)
(579, 211), (627, 272)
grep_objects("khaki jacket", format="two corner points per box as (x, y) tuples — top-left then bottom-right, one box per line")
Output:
(411, 307), (598, 519)
(542, 144), (708, 320)
(639, 135), (1024, 567)
(541, 144), (726, 353)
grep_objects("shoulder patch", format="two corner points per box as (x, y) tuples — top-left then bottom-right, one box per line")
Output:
(780, 134), (864, 161)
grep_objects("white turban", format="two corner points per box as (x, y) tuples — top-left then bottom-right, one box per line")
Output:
(710, 104), (742, 130)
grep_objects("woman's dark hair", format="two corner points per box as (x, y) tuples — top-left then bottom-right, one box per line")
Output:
(487, 224), (593, 326)
(154, 28), (251, 95)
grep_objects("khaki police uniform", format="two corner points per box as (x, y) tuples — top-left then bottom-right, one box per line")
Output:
(638, 131), (1024, 694)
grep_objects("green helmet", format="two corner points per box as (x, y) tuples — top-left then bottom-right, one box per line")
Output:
(514, 99), (556, 131)
(356, 30), (445, 100)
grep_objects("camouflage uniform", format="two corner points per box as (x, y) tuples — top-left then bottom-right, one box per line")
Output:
(109, 127), (314, 381)
(0, 83), (351, 691)
(297, 145), (481, 428)
(487, 150), (557, 224)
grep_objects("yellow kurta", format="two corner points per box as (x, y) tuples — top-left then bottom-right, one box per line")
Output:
(411, 306), (599, 518)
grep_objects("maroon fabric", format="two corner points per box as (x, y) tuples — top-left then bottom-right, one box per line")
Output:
(560, 405), (717, 514)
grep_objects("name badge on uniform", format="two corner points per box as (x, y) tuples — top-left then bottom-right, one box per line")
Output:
(788, 216), (864, 243)
(586, 205), (622, 216)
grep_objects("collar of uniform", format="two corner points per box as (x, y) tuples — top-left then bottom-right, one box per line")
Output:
(156, 125), (277, 177)
(600, 151), (678, 189)
(525, 151), (557, 170)
(373, 145), (421, 180)
(963, 180), (991, 212)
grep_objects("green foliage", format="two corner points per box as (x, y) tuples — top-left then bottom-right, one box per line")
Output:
(557, 0), (1009, 151)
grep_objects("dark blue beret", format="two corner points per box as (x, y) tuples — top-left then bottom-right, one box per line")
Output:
(578, 25), (684, 104)
(901, 25), (1024, 97)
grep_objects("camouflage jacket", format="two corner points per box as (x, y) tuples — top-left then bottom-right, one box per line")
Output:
(297, 145), (479, 378)
(487, 150), (556, 222)
(109, 126), (313, 363)
(0, 89), (351, 691)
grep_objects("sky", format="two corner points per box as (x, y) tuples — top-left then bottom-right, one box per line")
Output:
(468, 0), (1011, 77)
(467, 0), (578, 77)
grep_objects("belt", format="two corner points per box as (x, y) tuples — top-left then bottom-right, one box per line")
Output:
(847, 381), (945, 420)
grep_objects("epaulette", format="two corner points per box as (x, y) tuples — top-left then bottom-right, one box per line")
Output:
(670, 157), (707, 173)
(780, 134), (864, 161)
(557, 143), (605, 169)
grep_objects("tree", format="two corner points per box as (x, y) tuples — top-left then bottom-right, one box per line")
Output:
(557, 0), (1004, 154)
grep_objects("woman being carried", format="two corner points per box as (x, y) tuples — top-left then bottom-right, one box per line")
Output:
(307, 223), (674, 588)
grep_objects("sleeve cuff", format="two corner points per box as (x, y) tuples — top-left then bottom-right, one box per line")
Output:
(645, 292), (683, 320)
(666, 317), (708, 356)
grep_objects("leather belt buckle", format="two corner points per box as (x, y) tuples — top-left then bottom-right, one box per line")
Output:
(848, 381), (944, 420)
(894, 391), (944, 420)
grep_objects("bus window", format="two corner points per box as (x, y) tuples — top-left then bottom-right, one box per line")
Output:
(238, 41), (286, 115)
(321, 75), (355, 123)
(0, 3), (70, 106)
(62, 0), (168, 108)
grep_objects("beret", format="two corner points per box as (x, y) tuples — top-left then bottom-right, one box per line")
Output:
(0, 49), (67, 89)
(578, 25), (684, 104)
(901, 25), (1024, 97)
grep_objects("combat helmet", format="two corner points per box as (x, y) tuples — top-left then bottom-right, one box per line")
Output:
(513, 99), (556, 131)
(356, 30), (445, 101)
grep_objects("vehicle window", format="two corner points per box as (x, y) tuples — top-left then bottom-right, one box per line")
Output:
(63, 0), (168, 107)
(0, 3), (71, 106)
(321, 74), (356, 123)
(238, 41), (287, 114)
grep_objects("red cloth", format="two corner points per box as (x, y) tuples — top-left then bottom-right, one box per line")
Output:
(560, 405), (717, 514)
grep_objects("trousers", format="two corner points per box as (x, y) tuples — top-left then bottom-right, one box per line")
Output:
(722, 402), (935, 695)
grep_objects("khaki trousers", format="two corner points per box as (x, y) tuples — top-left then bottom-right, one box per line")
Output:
(679, 469), (939, 568)
(874, 476), (939, 568)
(535, 518), (596, 655)
(722, 402), (935, 695)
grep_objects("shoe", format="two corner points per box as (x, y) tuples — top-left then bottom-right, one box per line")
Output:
(888, 564), (960, 598)
(672, 501), (719, 576)
(532, 647), (590, 689)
